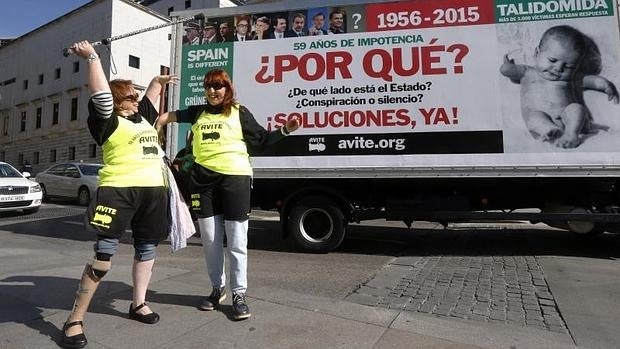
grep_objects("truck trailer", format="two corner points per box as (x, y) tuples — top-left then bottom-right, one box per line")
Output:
(166, 0), (620, 252)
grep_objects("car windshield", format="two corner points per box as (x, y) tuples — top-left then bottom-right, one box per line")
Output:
(0, 164), (23, 178)
(78, 164), (103, 176)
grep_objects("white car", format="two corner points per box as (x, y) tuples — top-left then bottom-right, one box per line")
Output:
(0, 161), (43, 214)
(35, 162), (102, 206)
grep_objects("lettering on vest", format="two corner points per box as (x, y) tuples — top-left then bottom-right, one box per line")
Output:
(139, 135), (159, 143)
(199, 124), (223, 130)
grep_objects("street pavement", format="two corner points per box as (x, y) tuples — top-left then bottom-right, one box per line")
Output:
(1, 204), (618, 348)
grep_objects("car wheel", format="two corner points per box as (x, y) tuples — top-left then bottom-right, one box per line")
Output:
(78, 187), (91, 206)
(40, 184), (48, 202)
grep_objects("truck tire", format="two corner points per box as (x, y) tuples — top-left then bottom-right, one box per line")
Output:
(566, 220), (603, 235)
(544, 205), (604, 236)
(287, 196), (346, 253)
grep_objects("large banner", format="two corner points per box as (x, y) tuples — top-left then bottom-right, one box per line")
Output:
(177, 0), (620, 170)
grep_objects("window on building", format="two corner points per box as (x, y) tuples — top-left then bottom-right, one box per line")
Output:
(33, 152), (39, 164)
(38, 74), (44, 85)
(2, 116), (8, 136)
(52, 102), (59, 125)
(73, 61), (79, 73)
(18, 153), (23, 165)
(20, 111), (26, 132)
(70, 97), (78, 121)
(23, 80), (28, 90)
(160, 65), (171, 109)
(89, 144), (97, 158)
(1, 77), (15, 85)
(0, 151), (5, 162)
(36, 107), (42, 128)
(185, 0), (191, 9)
(50, 149), (57, 162)
(167, 6), (174, 15)
(68, 146), (76, 160)
(55, 67), (61, 79)
(129, 55), (140, 69)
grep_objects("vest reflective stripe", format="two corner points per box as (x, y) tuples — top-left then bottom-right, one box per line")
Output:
(99, 116), (164, 187)
(192, 105), (252, 176)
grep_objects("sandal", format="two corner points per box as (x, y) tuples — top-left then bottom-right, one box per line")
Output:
(61, 320), (87, 349)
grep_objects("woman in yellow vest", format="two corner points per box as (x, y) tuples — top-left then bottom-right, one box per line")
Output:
(62, 41), (177, 349)
(157, 69), (300, 320)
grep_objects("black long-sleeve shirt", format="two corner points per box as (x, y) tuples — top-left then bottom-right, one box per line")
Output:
(176, 103), (285, 155)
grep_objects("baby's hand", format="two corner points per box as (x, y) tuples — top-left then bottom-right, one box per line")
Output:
(605, 81), (619, 104)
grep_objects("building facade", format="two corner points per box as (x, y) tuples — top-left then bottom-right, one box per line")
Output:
(0, 0), (175, 174)
(142, 0), (230, 15)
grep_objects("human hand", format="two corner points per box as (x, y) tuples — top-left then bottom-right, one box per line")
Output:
(70, 40), (96, 59)
(156, 75), (179, 85)
(285, 115), (301, 133)
(605, 81), (619, 104)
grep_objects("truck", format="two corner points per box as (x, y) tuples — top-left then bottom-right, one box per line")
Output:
(165, 0), (620, 252)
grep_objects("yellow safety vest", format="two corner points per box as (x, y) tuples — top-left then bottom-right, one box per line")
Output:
(191, 105), (252, 176)
(99, 116), (164, 187)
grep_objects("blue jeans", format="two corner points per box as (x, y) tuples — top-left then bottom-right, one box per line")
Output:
(94, 237), (158, 261)
(198, 215), (248, 294)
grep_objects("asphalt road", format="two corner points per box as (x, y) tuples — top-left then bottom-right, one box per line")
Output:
(2, 203), (620, 349)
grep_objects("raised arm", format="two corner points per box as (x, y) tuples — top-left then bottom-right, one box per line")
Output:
(145, 75), (179, 108)
(70, 41), (109, 94)
(156, 111), (177, 128)
(500, 54), (527, 84)
(155, 111), (178, 144)
(583, 75), (619, 103)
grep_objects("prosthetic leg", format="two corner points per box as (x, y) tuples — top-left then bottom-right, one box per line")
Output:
(62, 256), (111, 349)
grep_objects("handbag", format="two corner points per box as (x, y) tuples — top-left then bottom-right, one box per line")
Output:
(162, 155), (196, 252)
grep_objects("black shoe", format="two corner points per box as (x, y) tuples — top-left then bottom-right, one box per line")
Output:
(199, 286), (226, 311)
(232, 292), (251, 320)
(61, 321), (87, 349)
(128, 302), (160, 324)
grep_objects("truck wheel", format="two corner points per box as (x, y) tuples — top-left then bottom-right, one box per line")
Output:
(287, 196), (346, 253)
(544, 205), (604, 236)
(566, 207), (604, 235)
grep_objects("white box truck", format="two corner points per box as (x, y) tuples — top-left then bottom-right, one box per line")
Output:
(166, 0), (620, 252)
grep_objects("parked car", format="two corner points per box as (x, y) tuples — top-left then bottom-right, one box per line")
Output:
(35, 162), (102, 206)
(0, 161), (42, 214)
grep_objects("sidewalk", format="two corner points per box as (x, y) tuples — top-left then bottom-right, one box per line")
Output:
(0, 210), (583, 349)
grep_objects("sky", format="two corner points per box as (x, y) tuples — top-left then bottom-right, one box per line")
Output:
(0, 0), (91, 38)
